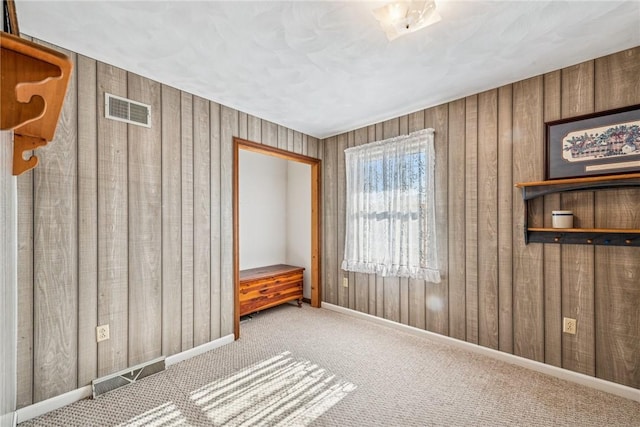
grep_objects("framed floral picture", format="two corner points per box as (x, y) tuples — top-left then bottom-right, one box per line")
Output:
(545, 104), (640, 179)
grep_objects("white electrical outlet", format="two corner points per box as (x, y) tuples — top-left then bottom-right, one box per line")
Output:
(563, 317), (577, 335)
(96, 324), (110, 342)
(342, 277), (348, 288)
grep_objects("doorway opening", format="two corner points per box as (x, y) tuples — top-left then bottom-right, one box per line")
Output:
(233, 137), (321, 339)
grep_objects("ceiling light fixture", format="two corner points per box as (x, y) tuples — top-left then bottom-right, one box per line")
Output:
(373, 0), (441, 41)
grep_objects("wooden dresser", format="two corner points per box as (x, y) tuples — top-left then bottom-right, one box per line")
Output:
(239, 264), (304, 316)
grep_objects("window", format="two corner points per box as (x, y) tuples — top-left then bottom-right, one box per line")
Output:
(341, 128), (440, 283)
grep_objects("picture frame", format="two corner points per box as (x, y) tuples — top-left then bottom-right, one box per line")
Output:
(545, 104), (640, 180)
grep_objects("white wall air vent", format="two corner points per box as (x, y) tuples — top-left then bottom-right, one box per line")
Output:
(105, 93), (151, 127)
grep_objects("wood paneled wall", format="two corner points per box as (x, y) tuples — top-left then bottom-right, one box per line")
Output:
(16, 38), (319, 407)
(321, 47), (640, 389)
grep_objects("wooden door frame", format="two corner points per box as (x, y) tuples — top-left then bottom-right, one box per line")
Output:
(233, 137), (322, 339)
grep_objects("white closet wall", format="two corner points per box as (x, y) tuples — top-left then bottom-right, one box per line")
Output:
(239, 150), (288, 270)
(286, 162), (311, 298)
(1, 130), (18, 427)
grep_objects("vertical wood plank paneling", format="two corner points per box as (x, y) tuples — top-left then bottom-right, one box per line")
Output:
(17, 164), (33, 408)
(277, 125), (288, 151)
(367, 267), (377, 315)
(448, 99), (466, 340)
(294, 131), (303, 154)
(353, 127), (369, 314)
(220, 106), (238, 337)
(248, 115), (261, 143)
(161, 85), (182, 356)
(407, 112), (426, 329)
(77, 55), (98, 387)
(594, 47), (640, 388)
(346, 131), (356, 310)
(398, 115), (408, 132)
(193, 96), (211, 347)
(302, 134), (309, 156)
(210, 101), (222, 340)
(477, 90), (499, 350)
(382, 118), (400, 323)
(262, 121), (278, 148)
(425, 105), (449, 335)
(127, 73), (162, 366)
(594, 190), (640, 388)
(594, 47), (640, 109)
(238, 112), (248, 140)
(33, 42), (78, 401)
(497, 85), (513, 354)
(464, 95), (479, 344)
(17, 34), (35, 408)
(542, 70), (562, 367)
(560, 62), (595, 376)
(323, 137), (338, 305)
(308, 137), (319, 159)
(287, 129), (295, 153)
(512, 76), (544, 362)
(97, 62), (128, 377)
(336, 134), (348, 308)
(180, 92), (194, 351)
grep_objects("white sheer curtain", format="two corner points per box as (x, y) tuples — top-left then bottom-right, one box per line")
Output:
(341, 128), (440, 283)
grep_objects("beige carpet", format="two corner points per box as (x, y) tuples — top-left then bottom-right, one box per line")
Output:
(20, 304), (640, 426)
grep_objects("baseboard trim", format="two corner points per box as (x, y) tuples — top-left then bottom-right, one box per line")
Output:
(322, 303), (640, 403)
(15, 386), (92, 424)
(15, 333), (235, 423)
(166, 334), (234, 366)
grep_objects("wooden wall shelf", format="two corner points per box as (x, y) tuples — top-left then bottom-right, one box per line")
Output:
(515, 173), (640, 200)
(1, 32), (73, 175)
(515, 174), (640, 247)
(527, 228), (640, 246)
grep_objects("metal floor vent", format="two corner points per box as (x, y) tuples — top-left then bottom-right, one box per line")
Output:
(105, 93), (151, 127)
(92, 357), (165, 398)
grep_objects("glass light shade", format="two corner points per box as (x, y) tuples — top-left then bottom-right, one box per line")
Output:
(373, 0), (441, 41)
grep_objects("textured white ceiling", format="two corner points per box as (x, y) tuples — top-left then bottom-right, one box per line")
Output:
(16, 1), (640, 139)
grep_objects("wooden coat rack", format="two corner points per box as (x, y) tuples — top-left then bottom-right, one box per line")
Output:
(1, 31), (73, 175)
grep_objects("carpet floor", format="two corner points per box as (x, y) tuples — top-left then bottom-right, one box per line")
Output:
(20, 304), (640, 426)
